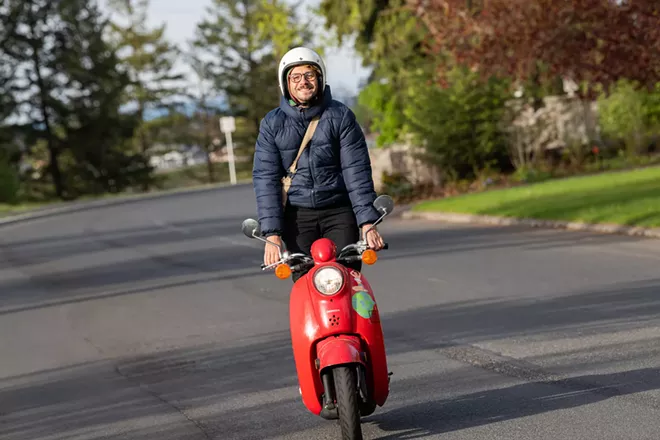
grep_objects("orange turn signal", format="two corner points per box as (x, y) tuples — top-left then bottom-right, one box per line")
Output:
(361, 249), (378, 265)
(275, 264), (292, 279)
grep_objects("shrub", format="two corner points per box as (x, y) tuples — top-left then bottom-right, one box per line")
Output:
(598, 80), (660, 155)
(404, 66), (514, 180)
(380, 171), (413, 201)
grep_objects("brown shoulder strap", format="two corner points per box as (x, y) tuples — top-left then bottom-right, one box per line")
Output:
(288, 115), (320, 174)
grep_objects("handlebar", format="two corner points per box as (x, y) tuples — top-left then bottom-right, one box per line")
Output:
(260, 243), (389, 272)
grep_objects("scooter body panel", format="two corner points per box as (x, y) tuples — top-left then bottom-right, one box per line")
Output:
(289, 259), (390, 416)
(347, 269), (390, 407)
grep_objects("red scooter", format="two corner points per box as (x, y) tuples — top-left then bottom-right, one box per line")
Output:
(241, 195), (394, 440)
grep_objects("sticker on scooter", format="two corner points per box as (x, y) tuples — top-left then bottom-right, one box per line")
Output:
(352, 291), (375, 319)
(351, 270), (365, 288)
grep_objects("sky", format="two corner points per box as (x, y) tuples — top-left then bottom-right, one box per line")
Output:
(100, 0), (372, 98)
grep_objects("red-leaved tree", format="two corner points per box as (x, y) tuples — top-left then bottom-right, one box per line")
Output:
(410, 0), (660, 95)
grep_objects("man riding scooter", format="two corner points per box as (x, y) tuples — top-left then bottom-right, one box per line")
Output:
(252, 46), (385, 279)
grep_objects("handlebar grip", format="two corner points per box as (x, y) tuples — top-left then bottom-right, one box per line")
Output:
(383, 243), (389, 250)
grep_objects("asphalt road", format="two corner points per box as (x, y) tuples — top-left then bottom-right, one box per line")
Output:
(2, 183), (660, 440)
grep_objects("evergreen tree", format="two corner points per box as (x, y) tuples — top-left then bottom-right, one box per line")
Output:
(1, 0), (139, 199)
(192, 0), (315, 155)
(107, 0), (185, 156)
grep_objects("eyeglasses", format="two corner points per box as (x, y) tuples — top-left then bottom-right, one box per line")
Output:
(288, 71), (317, 83)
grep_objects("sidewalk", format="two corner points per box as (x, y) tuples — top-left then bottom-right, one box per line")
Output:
(402, 210), (660, 239)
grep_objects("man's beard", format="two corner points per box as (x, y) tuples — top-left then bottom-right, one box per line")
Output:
(293, 87), (318, 106)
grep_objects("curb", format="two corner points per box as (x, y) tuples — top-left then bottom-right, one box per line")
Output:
(0, 179), (253, 228)
(402, 210), (660, 239)
(389, 204), (413, 219)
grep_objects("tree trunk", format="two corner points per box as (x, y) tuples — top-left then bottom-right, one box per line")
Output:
(46, 140), (64, 199)
(138, 104), (151, 191)
(531, 61), (544, 112)
(30, 24), (64, 199)
(204, 114), (215, 183)
(206, 152), (215, 183)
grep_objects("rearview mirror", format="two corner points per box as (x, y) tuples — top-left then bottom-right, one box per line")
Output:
(374, 195), (394, 216)
(241, 218), (261, 238)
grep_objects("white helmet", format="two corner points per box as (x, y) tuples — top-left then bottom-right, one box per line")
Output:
(278, 47), (327, 99)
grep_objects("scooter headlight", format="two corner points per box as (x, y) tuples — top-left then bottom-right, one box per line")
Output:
(313, 267), (344, 295)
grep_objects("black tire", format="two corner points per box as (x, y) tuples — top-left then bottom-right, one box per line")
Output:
(333, 366), (363, 440)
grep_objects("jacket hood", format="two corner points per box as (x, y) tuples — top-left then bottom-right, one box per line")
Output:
(279, 85), (333, 121)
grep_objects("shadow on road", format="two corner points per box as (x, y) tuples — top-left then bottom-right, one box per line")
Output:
(0, 215), (250, 265)
(2, 214), (654, 316)
(379, 220), (652, 264)
(369, 367), (660, 439)
(0, 237), (266, 314)
(0, 268), (269, 316)
(0, 214), (267, 313)
(0, 332), (308, 440)
(380, 277), (660, 349)
(4, 278), (660, 439)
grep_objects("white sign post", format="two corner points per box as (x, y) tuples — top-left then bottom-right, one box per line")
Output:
(219, 116), (237, 185)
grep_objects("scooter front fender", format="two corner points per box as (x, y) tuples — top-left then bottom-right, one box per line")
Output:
(316, 335), (364, 372)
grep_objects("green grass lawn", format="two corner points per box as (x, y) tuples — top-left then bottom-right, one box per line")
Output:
(414, 166), (660, 228)
(0, 201), (61, 218)
(1, 204), (31, 217)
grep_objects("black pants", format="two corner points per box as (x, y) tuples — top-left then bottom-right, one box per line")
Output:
(282, 201), (362, 282)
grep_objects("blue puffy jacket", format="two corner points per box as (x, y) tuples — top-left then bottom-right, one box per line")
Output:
(253, 85), (380, 237)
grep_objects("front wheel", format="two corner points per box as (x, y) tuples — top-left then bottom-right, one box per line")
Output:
(333, 366), (363, 440)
